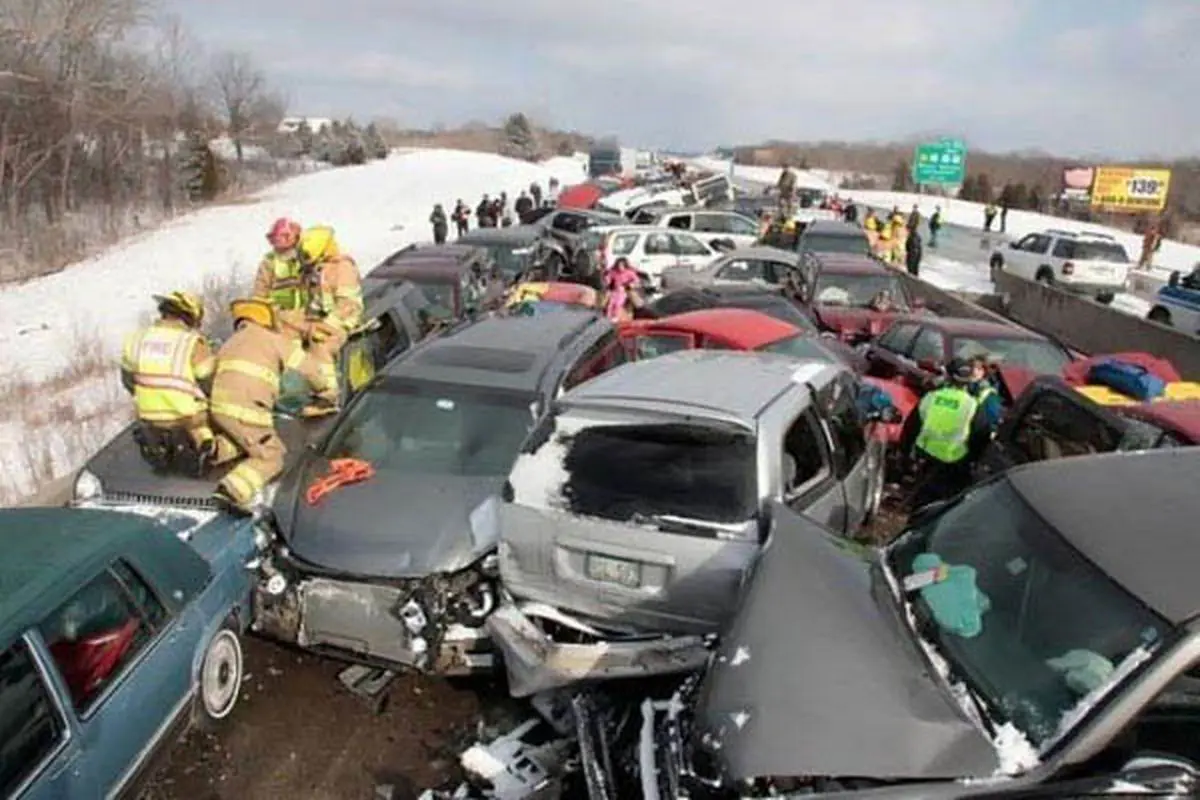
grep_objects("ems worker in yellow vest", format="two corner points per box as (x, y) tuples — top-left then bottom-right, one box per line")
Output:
(120, 291), (226, 473)
(209, 299), (337, 512)
(293, 225), (364, 413)
(902, 357), (995, 510)
(253, 217), (307, 338)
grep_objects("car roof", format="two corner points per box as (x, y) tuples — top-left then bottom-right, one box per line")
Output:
(895, 315), (1047, 340)
(561, 349), (840, 426)
(803, 220), (866, 237)
(370, 260), (477, 282)
(0, 509), (176, 648)
(385, 243), (483, 261)
(384, 307), (607, 393)
(810, 252), (891, 274)
(720, 246), (801, 264)
(458, 224), (544, 243)
(1116, 400), (1200, 439)
(1005, 448), (1200, 624)
(637, 307), (798, 346)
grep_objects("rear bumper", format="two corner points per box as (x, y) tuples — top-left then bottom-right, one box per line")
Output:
(485, 597), (711, 697)
(1057, 278), (1125, 295)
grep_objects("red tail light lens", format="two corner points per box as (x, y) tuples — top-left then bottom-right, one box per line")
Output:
(1062, 261), (1074, 275)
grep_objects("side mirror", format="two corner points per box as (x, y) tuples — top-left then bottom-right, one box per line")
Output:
(1169, 271), (1180, 288)
(1008, 241), (1019, 250)
(1114, 754), (1199, 796)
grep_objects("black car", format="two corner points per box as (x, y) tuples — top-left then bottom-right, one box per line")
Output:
(254, 307), (630, 675)
(636, 448), (1200, 798)
(70, 278), (434, 510)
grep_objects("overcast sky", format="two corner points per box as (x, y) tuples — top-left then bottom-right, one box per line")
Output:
(165, 0), (1198, 158)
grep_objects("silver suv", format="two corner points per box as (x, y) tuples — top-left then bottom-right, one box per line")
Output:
(487, 349), (887, 696)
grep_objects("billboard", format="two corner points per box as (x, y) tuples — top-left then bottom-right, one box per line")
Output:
(1090, 167), (1171, 213)
(1061, 166), (1095, 198)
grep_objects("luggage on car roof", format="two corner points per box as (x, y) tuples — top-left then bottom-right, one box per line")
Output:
(1085, 358), (1167, 402)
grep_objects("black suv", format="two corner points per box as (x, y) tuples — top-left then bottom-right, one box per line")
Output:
(254, 307), (628, 675)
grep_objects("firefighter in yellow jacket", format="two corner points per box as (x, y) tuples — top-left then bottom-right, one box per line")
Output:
(253, 217), (307, 338)
(209, 298), (337, 512)
(293, 225), (364, 412)
(120, 291), (224, 472)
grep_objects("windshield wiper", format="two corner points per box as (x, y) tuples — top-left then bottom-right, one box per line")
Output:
(630, 512), (745, 538)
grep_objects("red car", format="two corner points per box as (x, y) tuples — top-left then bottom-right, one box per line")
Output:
(618, 307), (908, 439)
(557, 183), (606, 210)
(800, 253), (924, 343)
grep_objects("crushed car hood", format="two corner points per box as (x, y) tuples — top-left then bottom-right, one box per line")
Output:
(691, 503), (999, 783)
(275, 464), (501, 578)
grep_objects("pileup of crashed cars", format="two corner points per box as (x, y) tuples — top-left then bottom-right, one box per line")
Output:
(66, 174), (1200, 800)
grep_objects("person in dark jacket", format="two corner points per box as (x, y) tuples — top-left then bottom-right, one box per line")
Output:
(430, 204), (448, 244)
(476, 195), (495, 228)
(515, 190), (534, 222)
(452, 199), (470, 237)
(999, 199), (1009, 233)
(498, 191), (512, 227)
(529, 182), (543, 209)
(907, 204), (921, 232)
(928, 206), (942, 248)
(843, 202), (858, 224)
(905, 227), (923, 276)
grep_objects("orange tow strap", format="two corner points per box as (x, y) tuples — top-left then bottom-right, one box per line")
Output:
(305, 458), (375, 506)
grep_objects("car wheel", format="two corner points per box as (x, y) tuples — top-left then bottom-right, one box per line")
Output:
(1148, 306), (1171, 325)
(197, 626), (243, 726)
(1035, 269), (1055, 287)
(1095, 292), (1115, 305)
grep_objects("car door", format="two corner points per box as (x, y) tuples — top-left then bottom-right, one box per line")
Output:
(906, 326), (946, 390)
(778, 405), (847, 534)
(34, 560), (193, 795)
(0, 637), (78, 799)
(864, 321), (921, 379)
(1007, 233), (1052, 280)
(638, 231), (678, 281)
(670, 232), (716, 271)
(979, 386), (1122, 478)
(342, 310), (413, 396)
(816, 375), (875, 535)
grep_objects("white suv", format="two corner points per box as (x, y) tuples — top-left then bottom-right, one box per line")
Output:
(638, 207), (761, 250)
(990, 229), (1130, 303)
(581, 225), (724, 289)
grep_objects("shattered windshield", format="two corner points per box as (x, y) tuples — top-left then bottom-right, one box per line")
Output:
(410, 280), (458, 318)
(951, 336), (1072, 375)
(323, 379), (535, 477)
(484, 244), (533, 279)
(814, 273), (910, 309)
(514, 415), (758, 524)
(886, 479), (1170, 749)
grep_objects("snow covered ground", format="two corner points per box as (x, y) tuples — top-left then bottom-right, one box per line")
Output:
(689, 156), (834, 193)
(0, 149), (592, 503)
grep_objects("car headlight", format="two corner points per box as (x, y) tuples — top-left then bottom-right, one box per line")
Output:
(73, 469), (102, 502)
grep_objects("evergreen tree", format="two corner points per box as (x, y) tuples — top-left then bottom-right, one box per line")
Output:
(958, 174), (977, 201)
(295, 119), (313, 155)
(181, 131), (220, 201)
(975, 173), (994, 203)
(363, 123), (389, 160)
(892, 159), (914, 192)
(501, 112), (539, 161)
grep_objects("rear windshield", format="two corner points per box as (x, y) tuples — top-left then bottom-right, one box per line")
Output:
(801, 233), (870, 256)
(514, 417), (758, 524)
(485, 244), (532, 278)
(814, 273), (909, 309)
(1054, 239), (1130, 263)
(756, 333), (839, 361)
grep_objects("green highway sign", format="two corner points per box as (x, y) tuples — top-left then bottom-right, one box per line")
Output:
(912, 139), (967, 186)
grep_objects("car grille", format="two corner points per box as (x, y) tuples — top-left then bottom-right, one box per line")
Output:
(102, 490), (218, 511)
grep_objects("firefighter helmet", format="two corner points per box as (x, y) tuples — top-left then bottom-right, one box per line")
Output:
(230, 298), (277, 330)
(154, 291), (205, 327)
(267, 217), (301, 250)
(298, 225), (338, 265)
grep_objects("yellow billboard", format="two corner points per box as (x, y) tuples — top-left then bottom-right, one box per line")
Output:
(1090, 167), (1171, 213)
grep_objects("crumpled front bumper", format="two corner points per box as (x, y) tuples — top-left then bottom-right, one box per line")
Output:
(486, 597), (712, 698)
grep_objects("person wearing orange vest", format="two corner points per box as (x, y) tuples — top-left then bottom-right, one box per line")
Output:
(120, 291), (228, 473)
(209, 298), (336, 512)
(293, 225), (364, 414)
(253, 217), (307, 338)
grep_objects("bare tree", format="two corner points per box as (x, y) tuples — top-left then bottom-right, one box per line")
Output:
(210, 49), (264, 162)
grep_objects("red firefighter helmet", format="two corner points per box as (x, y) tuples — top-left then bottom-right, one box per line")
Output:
(266, 217), (301, 251)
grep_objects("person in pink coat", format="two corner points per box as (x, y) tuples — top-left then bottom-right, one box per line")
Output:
(604, 258), (641, 321)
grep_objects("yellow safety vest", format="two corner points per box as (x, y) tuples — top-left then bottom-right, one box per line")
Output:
(121, 324), (207, 424)
(915, 387), (978, 464)
(265, 252), (306, 311)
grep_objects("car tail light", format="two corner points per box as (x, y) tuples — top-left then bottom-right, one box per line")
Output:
(1062, 261), (1074, 275)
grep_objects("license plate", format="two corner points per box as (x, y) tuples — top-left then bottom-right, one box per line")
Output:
(585, 554), (641, 588)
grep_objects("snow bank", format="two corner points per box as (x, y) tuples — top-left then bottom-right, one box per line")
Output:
(845, 190), (1200, 274)
(0, 148), (579, 384)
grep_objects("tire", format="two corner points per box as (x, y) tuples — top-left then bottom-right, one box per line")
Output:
(862, 443), (887, 524)
(1148, 306), (1172, 325)
(196, 626), (243, 727)
(1035, 269), (1055, 287)
(1095, 292), (1114, 305)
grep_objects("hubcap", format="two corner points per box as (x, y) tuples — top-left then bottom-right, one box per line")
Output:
(202, 631), (241, 719)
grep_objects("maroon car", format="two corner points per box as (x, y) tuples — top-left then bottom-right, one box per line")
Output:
(801, 253), (924, 343)
(863, 316), (1074, 398)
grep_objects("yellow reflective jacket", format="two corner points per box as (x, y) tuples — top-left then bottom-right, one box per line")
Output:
(253, 250), (306, 311)
(120, 321), (214, 424)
